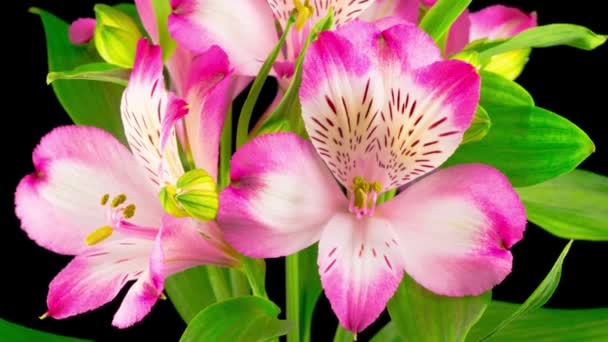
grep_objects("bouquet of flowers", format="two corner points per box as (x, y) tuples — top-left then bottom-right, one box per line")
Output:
(5, 0), (607, 340)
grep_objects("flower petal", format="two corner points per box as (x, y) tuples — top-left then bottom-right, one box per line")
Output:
(68, 18), (96, 45)
(374, 56), (480, 190)
(182, 45), (232, 178)
(359, 0), (419, 25)
(218, 133), (346, 258)
(15, 126), (160, 255)
(379, 164), (526, 296)
(300, 27), (384, 189)
(469, 5), (537, 41)
(121, 38), (185, 186)
(445, 10), (471, 56)
(46, 239), (154, 319)
(318, 212), (403, 333)
(112, 231), (164, 328)
(135, 0), (158, 42)
(161, 215), (239, 273)
(169, 0), (277, 76)
(267, 0), (376, 27)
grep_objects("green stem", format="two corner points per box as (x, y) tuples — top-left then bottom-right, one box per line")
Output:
(206, 266), (231, 302)
(286, 253), (300, 342)
(241, 257), (268, 298)
(218, 104), (233, 190)
(333, 325), (354, 342)
(229, 268), (250, 297)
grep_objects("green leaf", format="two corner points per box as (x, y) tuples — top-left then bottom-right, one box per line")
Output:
(237, 15), (295, 148)
(467, 301), (608, 341)
(478, 24), (607, 60)
(30, 7), (126, 143)
(517, 170), (608, 241)
(370, 322), (402, 342)
(419, 0), (471, 46)
(445, 105), (594, 187)
(151, 0), (177, 60)
(462, 106), (491, 144)
(386, 274), (491, 342)
(47, 63), (129, 86)
(476, 240), (573, 341)
(180, 296), (293, 342)
(479, 71), (534, 108)
(0, 318), (90, 342)
(165, 267), (217, 322)
(482, 48), (531, 81)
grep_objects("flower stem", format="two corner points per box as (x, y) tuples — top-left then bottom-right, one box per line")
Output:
(286, 253), (300, 342)
(241, 256), (268, 298)
(230, 268), (250, 297)
(206, 266), (231, 302)
(218, 104), (232, 190)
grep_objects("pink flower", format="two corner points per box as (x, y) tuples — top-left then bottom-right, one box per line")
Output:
(15, 39), (238, 328)
(218, 21), (526, 334)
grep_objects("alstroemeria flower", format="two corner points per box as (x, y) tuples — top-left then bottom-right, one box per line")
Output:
(218, 21), (526, 333)
(15, 39), (237, 327)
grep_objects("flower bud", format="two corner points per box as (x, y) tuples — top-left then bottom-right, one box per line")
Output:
(94, 4), (143, 68)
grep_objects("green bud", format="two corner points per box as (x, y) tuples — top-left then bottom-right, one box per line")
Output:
(451, 50), (482, 69)
(158, 184), (189, 218)
(176, 169), (219, 221)
(159, 169), (219, 221)
(462, 106), (491, 144)
(94, 4), (143, 68)
(483, 48), (531, 81)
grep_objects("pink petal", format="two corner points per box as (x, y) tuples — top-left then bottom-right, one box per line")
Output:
(218, 133), (346, 258)
(379, 164), (526, 296)
(318, 212), (403, 333)
(15, 126), (160, 255)
(300, 26), (382, 189)
(182, 45), (232, 178)
(370, 57), (479, 190)
(169, 0), (278, 76)
(165, 45), (193, 96)
(301, 22), (480, 192)
(161, 215), (240, 273)
(121, 39), (185, 186)
(359, 0), (419, 25)
(135, 0), (159, 42)
(112, 231), (165, 328)
(267, 0), (376, 27)
(445, 10), (471, 56)
(46, 239), (154, 319)
(68, 18), (96, 45)
(469, 5), (537, 41)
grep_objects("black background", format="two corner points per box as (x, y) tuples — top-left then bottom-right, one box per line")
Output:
(3, 0), (607, 341)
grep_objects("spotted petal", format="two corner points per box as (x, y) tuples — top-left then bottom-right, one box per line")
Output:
(45, 238), (155, 320)
(121, 39), (185, 187)
(318, 212), (403, 333)
(218, 133), (346, 258)
(379, 164), (526, 296)
(15, 126), (161, 255)
(301, 22), (480, 192)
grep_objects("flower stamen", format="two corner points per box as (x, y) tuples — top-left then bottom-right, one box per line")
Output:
(349, 176), (381, 218)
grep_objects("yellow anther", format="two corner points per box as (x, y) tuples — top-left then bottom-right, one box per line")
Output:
(111, 194), (127, 208)
(293, 0), (314, 30)
(159, 292), (167, 300)
(100, 193), (110, 206)
(39, 312), (49, 320)
(85, 225), (114, 246)
(351, 177), (382, 211)
(123, 204), (136, 219)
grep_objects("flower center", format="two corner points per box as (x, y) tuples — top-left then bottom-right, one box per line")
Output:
(348, 176), (382, 219)
(84, 193), (156, 246)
